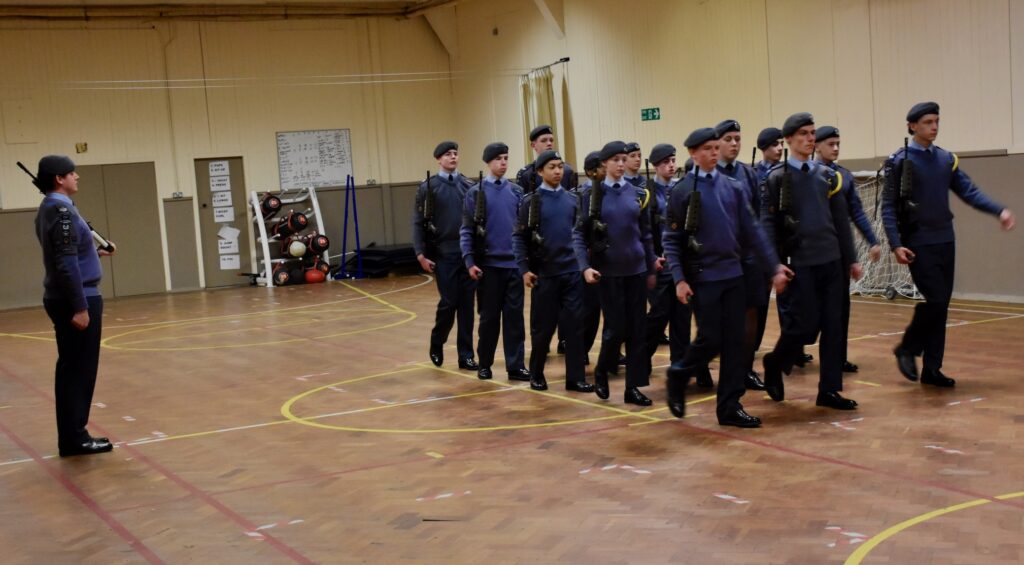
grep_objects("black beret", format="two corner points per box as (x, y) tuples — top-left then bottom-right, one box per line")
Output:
(906, 101), (939, 123)
(599, 140), (628, 162)
(624, 141), (641, 153)
(433, 141), (458, 159)
(529, 124), (554, 141)
(782, 112), (815, 137)
(815, 126), (840, 143)
(482, 142), (509, 163)
(34, 155), (76, 190)
(534, 150), (563, 171)
(714, 119), (741, 137)
(583, 151), (602, 172)
(648, 143), (676, 165)
(757, 127), (783, 150)
(683, 128), (718, 149)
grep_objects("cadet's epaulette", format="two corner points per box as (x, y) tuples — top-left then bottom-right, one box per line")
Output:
(950, 151), (959, 172)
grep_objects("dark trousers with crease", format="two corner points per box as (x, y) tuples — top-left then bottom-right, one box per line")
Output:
(557, 274), (600, 357)
(679, 276), (747, 418)
(430, 253), (475, 360)
(770, 260), (845, 392)
(529, 272), (586, 383)
(44, 295), (103, 449)
(596, 274), (648, 388)
(902, 242), (955, 371)
(645, 271), (692, 369)
(475, 266), (525, 372)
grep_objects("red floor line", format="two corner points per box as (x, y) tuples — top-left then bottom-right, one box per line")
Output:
(0, 363), (315, 565)
(676, 421), (1024, 510)
(0, 419), (165, 565)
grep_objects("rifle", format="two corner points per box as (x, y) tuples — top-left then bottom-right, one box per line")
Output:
(17, 161), (115, 252)
(777, 149), (800, 263)
(421, 170), (438, 258)
(586, 180), (610, 254)
(525, 174), (545, 272)
(472, 171), (487, 260)
(751, 147), (757, 168)
(684, 170), (704, 279)
(896, 137), (919, 236)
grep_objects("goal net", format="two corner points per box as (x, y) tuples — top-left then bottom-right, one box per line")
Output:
(848, 171), (921, 300)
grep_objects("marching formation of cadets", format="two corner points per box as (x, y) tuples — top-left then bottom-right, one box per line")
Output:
(411, 103), (1016, 428)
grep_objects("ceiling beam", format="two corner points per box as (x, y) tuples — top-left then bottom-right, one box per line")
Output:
(0, 1), (456, 21)
(532, 0), (563, 39)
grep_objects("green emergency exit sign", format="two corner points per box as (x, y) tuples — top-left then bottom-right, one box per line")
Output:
(641, 107), (661, 121)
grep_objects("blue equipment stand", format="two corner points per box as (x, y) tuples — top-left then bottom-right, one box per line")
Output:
(335, 174), (365, 279)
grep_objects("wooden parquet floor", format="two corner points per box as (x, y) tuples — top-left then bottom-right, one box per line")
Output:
(0, 274), (1021, 564)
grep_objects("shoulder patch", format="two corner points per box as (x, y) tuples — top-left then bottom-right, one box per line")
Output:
(951, 152), (959, 172)
(828, 170), (843, 198)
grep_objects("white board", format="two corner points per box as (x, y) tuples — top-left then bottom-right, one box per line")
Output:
(276, 129), (353, 190)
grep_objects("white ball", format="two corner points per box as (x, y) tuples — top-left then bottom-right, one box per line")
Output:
(288, 240), (307, 258)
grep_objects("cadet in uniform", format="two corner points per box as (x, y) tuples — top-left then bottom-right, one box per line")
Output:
(516, 125), (576, 190)
(754, 127), (784, 181)
(460, 142), (531, 382)
(412, 141), (478, 370)
(715, 119), (770, 391)
(761, 113), (862, 411)
(663, 129), (788, 427)
(641, 144), (693, 378)
(883, 102), (1015, 387)
(574, 151), (604, 362)
(574, 141), (658, 406)
(32, 155), (115, 457)
(513, 150), (595, 394)
(815, 126), (882, 373)
(623, 141), (646, 188)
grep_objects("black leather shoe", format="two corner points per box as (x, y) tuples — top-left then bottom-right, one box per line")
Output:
(666, 366), (688, 418)
(429, 346), (443, 367)
(745, 371), (766, 391)
(594, 372), (610, 400)
(624, 387), (652, 406)
(507, 368), (531, 381)
(59, 439), (114, 457)
(695, 366), (714, 389)
(816, 391), (858, 410)
(618, 354), (628, 366)
(893, 345), (918, 382)
(566, 380), (595, 393)
(842, 360), (859, 373)
(794, 352), (813, 368)
(88, 435), (110, 445)
(763, 353), (784, 401)
(458, 358), (480, 370)
(718, 408), (761, 428)
(920, 369), (956, 387)
(659, 333), (671, 345)
(530, 376), (548, 391)
(556, 340), (566, 354)
(477, 367), (492, 380)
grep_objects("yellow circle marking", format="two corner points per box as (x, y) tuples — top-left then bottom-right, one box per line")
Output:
(281, 369), (637, 434)
(845, 491), (1024, 564)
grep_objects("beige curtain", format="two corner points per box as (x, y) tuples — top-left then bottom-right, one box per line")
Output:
(519, 67), (558, 158)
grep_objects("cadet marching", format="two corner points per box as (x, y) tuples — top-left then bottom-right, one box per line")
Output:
(409, 102), (1016, 429)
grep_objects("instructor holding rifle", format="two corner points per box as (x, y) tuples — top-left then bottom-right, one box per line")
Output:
(21, 156), (115, 457)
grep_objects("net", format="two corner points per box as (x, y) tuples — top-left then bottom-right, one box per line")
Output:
(848, 171), (921, 300)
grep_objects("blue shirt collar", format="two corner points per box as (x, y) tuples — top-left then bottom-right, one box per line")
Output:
(539, 182), (559, 192)
(694, 167), (718, 180)
(485, 174), (503, 185)
(438, 169), (459, 180)
(908, 139), (932, 152)
(603, 175), (626, 189)
(787, 156), (814, 171)
(46, 192), (74, 206)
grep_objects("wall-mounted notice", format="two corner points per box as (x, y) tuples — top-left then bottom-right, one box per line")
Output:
(212, 191), (232, 207)
(209, 161), (229, 176)
(276, 128), (353, 190)
(213, 206), (234, 222)
(219, 254), (240, 270)
(210, 175), (231, 192)
(217, 238), (239, 254)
